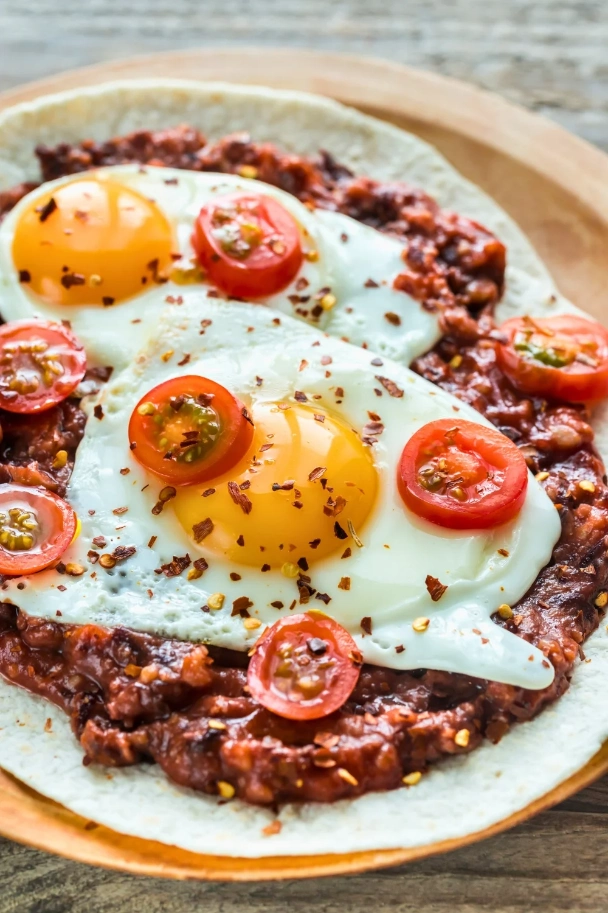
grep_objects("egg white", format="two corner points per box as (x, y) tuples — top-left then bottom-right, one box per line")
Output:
(0, 165), (440, 371)
(3, 296), (561, 689)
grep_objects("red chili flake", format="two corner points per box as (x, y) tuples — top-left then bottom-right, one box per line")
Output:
(113, 545), (137, 562)
(374, 388), (382, 397)
(241, 407), (254, 426)
(261, 564), (271, 572)
(57, 585), (67, 592)
(425, 574), (448, 602)
(87, 550), (99, 564)
(294, 390), (308, 403)
(297, 557), (309, 572)
(370, 357), (383, 367)
(375, 375), (404, 398)
(292, 500), (303, 509)
(38, 196), (57, 222)
(158, 554), (191, 578)
(93, 404), (104, 420)
(308, 466), (326, 482)
(334, 521), (348, 540)
(92, 536), (106, 548)
(360, 616), (372, 635)
(200, 318), (213, 333)
(297, 579), (315, 604)
(497, 548), (510, 557)
(177, 353), (191, 367)
(361, 421), (384, 445)
(130, 442), (137, 450)
(314, 413), (325, 423)
(309, 538), (321, 549)
(367, 411), (381, 422)
(272, 318), (281, 325)
(55, 562), (66, 575)
(323, 495), (346, 517)
(271, 600), (284, 609)
(232, 596), (253, 617)
(119, 467), (130, 476)
(202, 488), (216, 498)
(296, 277), (309, 291)
(228, 481), (253, 515)
(334, 387), (344, 399)
(192, 557), (209, 576)
(259, 443), (273, 453)
(384, 312), (401, 325)
(255, 376), (263, 386)
(364, 278), (379, 288)
(112, 506), (128, 516)
(341, 547), (352, 559)
(315, 591), (332, 606)
(192, 518), (214, 542)
(236, 534), (245, 547)
(395, 644), (405, 654)
(320, 356), (333, 368)
(298, 359), (309, 372)
(61, 272), (86, 290)
(102, 296), (115, 307)
(338, 577), (351, 591)
(272, 480), (295, 492)
(314, 286), (331, 301)
(148, 535), (157, 548)
(18, 269), (31, 283)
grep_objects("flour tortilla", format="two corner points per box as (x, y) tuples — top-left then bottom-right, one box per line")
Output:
(0, 80), (606, 860)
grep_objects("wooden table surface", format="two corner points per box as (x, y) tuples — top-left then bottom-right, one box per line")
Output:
(1, 1), (607, 910)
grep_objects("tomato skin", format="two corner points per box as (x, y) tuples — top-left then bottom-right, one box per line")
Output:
(0, 320), (86, 414)
(192, 193), (303, 299)
(247, 612), (361, 721)
(398, 419), (528, 530)
(0, 484), (76, 575)
(497, 315), (608, 404)
(128, 375), (253, 485)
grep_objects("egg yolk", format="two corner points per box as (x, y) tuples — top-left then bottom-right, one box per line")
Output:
(173, 402), (378, 568)
(12, 177), (175, 306)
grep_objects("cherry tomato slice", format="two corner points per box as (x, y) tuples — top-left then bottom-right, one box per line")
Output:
(128, 375), (254, 485)
(192, 193), (303, 299)
(247, 612), (362, 721)
(0, 319), (86, 414)
(0, 483), (76, 575)
(497, 315), (608, 404)
(398, 418), (528, 530)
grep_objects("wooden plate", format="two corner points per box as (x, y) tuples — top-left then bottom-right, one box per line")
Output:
(0, 47), (607, 881)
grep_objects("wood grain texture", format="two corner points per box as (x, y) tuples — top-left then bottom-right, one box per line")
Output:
(0, 0), (607, 150)
(0, 1), (607, 908)
(1, 780), (608, 912)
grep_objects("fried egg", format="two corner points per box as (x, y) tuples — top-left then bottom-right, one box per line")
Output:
(3, 297), (561, 689)
(0, 166), (440, 371)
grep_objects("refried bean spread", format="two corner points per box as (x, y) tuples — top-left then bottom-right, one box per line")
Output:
(0, 127), (604, 805)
